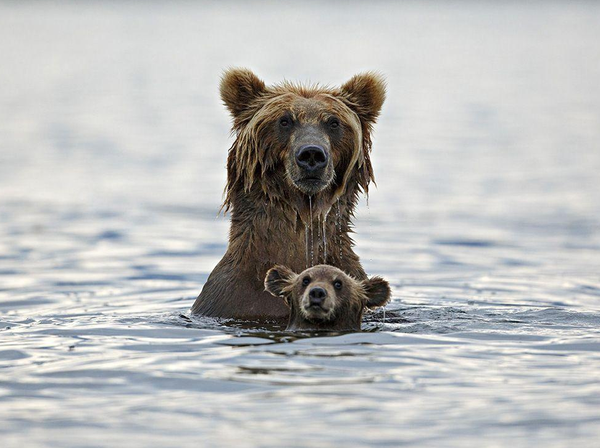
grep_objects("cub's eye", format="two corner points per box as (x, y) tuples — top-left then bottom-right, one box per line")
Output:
(333, 280), (342, 290)
(302, 277), (310, 286)
(328, 118), (340, 129)
(279, 117), (290, 127)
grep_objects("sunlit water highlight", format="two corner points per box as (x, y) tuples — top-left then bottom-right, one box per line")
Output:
(1, 1), (600, 447)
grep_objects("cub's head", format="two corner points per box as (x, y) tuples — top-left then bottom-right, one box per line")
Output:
(220, 68), (386, 209)
(264, 264), (390, 332)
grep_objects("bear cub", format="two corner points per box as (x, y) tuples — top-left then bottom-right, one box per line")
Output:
(264, 264), (391, 332)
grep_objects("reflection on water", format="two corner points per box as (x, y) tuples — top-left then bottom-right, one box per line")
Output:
(1, 1), (600, 447)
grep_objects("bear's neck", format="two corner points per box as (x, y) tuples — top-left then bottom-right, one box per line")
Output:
(226, 186), (367, 281)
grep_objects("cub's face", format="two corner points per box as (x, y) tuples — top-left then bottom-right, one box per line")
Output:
(220, 69), (386, 200)
(264, 264), (391, 331)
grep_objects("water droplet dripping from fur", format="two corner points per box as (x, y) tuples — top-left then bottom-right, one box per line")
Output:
(305, 223), (309, 269)
(309, 196), (314, 266)
(322, 212), (327, 263)
(336, 199), (343, 261)
(317, 211), (321, 243)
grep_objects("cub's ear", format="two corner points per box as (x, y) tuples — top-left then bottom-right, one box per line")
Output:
(264, 265), (297, 299)
(362, 276), (391, 309)
(340, 72), (386, 124)
(220, 68), (267, 119)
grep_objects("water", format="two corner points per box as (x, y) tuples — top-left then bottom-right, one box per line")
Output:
(2, 1), (600, 447)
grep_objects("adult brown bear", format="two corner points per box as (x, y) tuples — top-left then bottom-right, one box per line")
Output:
(191, 68), (385, 320)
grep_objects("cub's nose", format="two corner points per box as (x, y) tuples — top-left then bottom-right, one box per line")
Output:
(308, 286), (327, 307)
(296, 145), (328, 172)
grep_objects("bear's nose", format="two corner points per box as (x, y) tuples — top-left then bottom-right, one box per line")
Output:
(296, 145), (328, 172)
(308, 286), (327, 307)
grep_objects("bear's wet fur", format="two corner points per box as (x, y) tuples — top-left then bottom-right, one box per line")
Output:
(264, 264), (390, 331)
(191, 68), (386, 320)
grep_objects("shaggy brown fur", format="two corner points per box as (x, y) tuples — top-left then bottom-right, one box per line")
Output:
(191, 68), (386, 320)
(264, 264), (391, 331)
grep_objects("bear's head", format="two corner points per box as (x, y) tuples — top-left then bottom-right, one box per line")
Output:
(220, 68), (386, 213)
(264, 264), (390, 331)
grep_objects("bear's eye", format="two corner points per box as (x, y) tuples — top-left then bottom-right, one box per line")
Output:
(333, 280), (342, 290)
(279, 117), (290, 128)
(328, 118), (340, 130)
(302, 277), (310, 286)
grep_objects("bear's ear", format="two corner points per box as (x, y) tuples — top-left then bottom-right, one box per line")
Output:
(220, 68), (267, 119)
(340, 72), (386, 124)
(264, 265), (297, 300)
(362, 276), (391, 309)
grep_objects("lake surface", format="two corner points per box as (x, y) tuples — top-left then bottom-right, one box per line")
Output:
(1, 1), (600, 447)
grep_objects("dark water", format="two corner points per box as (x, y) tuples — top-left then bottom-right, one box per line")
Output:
(1, 1), (600, 447)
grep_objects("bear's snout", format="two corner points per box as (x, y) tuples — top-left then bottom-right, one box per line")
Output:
(301, 283), (334, 321)
(288, 124), (334, 195)
(296, 145), (328, 174)
(308, 286), (327, 307)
